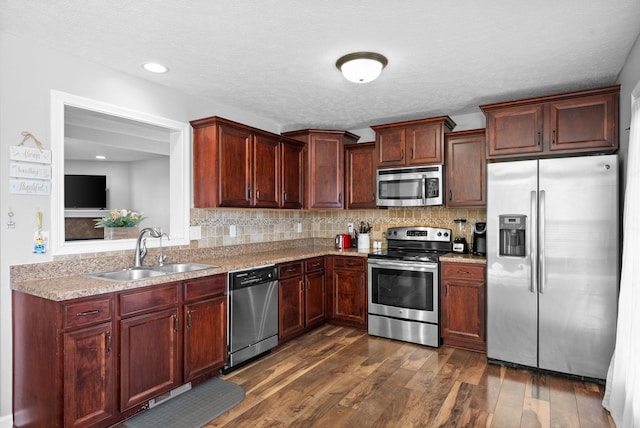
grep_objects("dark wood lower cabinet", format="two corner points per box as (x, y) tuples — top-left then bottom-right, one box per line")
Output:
(12, 273), (227, 428)
(440, 262), (486, 352)
(278, 257), (326, 343)
(63, 322), (116, 428)
(330, 256), (367, 329)
(119, 307), (181, 410)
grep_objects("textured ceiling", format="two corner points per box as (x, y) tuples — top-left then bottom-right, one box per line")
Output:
(2, 0), (640, 132)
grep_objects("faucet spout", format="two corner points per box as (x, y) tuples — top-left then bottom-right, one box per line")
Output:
(134, 227), (159, 268)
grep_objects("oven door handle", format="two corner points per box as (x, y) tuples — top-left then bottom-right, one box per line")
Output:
(368, 259), (438, 270)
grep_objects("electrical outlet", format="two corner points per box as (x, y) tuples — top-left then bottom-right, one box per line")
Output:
(229, 225), (237, 237)
(348, 223), (354, 233)
(296, 222), (302, 233)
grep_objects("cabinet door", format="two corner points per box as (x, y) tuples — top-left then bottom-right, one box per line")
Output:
(485, 104), (545, 158)
(407, 123), (443, 165)
(441, 263), (486, 352)
(253, 132), (280, 208)
(309, 134), (344, 208)
(445, 130), (486, 208)
(376, 128), (405, 167)
(278, 276), (305, 341)
(548, 93), (618, 153)
(184, 296), (227, 382)
(281, 139), (304, 209)
(333, 269), (366, 326)
(63, 322), (115, 428)
(219, 123), (252, 207)
(120, 308), (180, 410)
(305, 269), (326, 327)
(345, 142), (377, 209)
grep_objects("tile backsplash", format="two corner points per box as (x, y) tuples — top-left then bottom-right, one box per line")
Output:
(191, 207), (486, 248)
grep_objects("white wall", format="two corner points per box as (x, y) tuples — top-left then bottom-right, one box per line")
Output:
(0, 31), (280, 427)
(617, 32), (640, 191)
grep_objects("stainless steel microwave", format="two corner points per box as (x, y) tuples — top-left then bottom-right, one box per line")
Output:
(376, 165), (444, 207)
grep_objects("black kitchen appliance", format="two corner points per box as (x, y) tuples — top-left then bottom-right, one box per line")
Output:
(472, 222), (487, 256)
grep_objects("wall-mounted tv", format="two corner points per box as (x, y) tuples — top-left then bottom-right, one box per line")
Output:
(64, 175), (107, 209)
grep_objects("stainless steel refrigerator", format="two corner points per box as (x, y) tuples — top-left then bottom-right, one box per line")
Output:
(486, 154), (619, 380)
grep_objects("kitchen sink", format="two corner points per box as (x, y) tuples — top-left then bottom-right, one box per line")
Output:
(84, 268), (167, 282)
(84, 263), (216, 282)
(152, 263), (216, 273)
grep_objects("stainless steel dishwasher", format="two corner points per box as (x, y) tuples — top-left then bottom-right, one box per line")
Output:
(225, 265), (278, 372)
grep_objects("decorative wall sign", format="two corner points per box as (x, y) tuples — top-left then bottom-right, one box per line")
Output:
(9, 132), (51, 164)
(10, 162), (51, 180)
(10, 179), (51, 195)
(8, 131), (52, 195)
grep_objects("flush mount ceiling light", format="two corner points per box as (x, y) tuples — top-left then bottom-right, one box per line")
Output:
(143, 62), (168, 73)
(336, 52), (388, 83)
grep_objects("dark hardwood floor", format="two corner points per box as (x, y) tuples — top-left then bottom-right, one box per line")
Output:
(209, 325), (615, 427)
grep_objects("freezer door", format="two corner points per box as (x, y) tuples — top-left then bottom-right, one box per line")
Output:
(487, 160), (538, 368)
(538, 155), (618, 379)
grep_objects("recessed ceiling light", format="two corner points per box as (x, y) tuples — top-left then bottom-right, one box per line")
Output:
(143, 62), (168, 73)
(95, 155), (106, 160)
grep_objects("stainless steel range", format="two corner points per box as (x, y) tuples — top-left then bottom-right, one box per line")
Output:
(367, 226), (452, 347)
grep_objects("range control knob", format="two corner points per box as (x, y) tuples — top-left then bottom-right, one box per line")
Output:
(444, 232), (449, 237)
(437, 232), (442, 237)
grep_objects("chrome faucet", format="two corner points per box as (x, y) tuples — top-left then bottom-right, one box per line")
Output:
(133, 227), (162, 268)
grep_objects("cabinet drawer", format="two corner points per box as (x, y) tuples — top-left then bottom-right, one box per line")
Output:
(305, 257), (325, 272)
(442, 263), (485, 281)
(63, 297), (113, 329)
(184, 274), (226, 302)
(333, 256), (365, 271)
(278, 261), (304, 279)
(119, 283), (179, 317)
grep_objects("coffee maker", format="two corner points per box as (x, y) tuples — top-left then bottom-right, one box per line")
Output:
(472, 222), (487, 256)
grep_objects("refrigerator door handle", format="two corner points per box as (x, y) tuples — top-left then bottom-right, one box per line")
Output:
(530, 190), (537, 293)
(539, 190), (546, 294)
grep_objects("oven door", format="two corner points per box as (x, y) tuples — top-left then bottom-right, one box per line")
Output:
(367, 258), (439, 324)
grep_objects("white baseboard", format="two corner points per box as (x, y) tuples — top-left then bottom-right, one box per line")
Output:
(0, 413), (12, 428)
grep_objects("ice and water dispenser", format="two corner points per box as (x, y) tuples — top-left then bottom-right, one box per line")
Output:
(499, 215), (526, 257)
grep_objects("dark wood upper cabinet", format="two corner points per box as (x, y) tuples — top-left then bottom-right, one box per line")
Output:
(345, 142), (377, 209)
(282, 129), (359, 209)
(445, 129), (486, 208)
(280, 137), (305, 209)
(191, 116), (302, 209)
(372, 116), (456, 168)
(481, 85), (619, 159)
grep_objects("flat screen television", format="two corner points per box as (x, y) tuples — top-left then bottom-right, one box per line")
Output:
(64, 174), (107, 209)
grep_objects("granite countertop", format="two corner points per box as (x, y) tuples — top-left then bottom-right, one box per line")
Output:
(11, 246), (368, 302)
(439, 253), (487, 264)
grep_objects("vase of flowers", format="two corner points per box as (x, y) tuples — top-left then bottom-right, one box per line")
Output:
(95, 209), (145, 240)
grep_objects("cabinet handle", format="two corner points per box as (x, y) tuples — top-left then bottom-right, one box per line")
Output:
(247, 187), (251, 200)
(537, 132), (541, 146)
(105, 331), (111, 354)
(372, 193), (375, 201)
(306, 279), (310, 290)
(311, 263), (321, 268)
(457, 270), (470, 275)
(444, 285), (448, 296)
(338, 193), (342, 204)
(256, 190), (260, 201)
(286, 267), (297, 272)
(401, 148), (404, 160)
(173, 314), (178, 332)
(449, 190), (453, 201)
(299, 280), (304, 292)
(552, 130), (556, 145)
(283, 191), (287, 201)
(187, 311), (192, 329)
(410, 147), (414, 159)
(76, 309), (100, 317)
